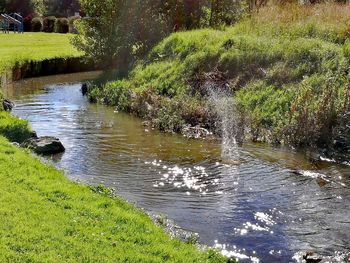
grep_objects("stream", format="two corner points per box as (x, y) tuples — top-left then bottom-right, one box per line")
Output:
(3, 72), (350, 263)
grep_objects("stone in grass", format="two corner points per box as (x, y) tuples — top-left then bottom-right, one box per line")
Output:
(21, 136), (65, 155)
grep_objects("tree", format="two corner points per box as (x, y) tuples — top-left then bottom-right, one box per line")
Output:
(73, 0), (170, 68)
(72, 0), (248, 68)
(43, 0), (79, 16)
(210, 0), (247, 27)
(0, 0), (44, 16)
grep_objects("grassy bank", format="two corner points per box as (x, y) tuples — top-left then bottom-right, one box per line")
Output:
(0, 33), (82, 74)
(89, 3), (350, 152)
(0, 111), (33, 143)
(0, 137), (227, 262)
(0, 114), (228, 262)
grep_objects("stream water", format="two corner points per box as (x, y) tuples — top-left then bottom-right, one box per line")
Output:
(3, 72), (350, 263)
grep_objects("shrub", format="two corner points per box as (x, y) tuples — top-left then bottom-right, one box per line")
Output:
(68, 16), (81, 34)
(31, 17), (43, 32)
(23, 13), (39, 32)
(43, 16), (57, 33)
(153, 100), (185, 133)
(89, 80), (132, 111)
(54, 18), (69, 34)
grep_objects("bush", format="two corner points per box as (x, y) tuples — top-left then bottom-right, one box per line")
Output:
(153, 100), (185, 133)
(68, 16), (81, 34)
(43, 16), (57, 33)
(54, 18), (69, 34)
(89, 80), (132, 111)
(31, 17), (43, 32)
(23, 13), (39, 32)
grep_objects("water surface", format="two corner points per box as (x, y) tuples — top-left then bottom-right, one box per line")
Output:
(4, 73), (350, 263)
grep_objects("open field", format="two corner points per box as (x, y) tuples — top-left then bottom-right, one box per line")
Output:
(0, 33), (82, 73)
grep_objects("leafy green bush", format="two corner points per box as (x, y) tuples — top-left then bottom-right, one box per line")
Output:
(31, 17), (43, 32)
(89, 80), (132, 111)
(54, 18), (69, 34)
(153, 104), (185, 132)
(0, 112), (32, 143)
(43, 16), (57, 33)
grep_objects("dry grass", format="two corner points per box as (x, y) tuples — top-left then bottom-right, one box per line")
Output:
(238, 3), (350, 43)
(254, 2), (350, 25)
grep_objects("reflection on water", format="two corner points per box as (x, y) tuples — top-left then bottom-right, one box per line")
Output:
(5, 72), (350, 263)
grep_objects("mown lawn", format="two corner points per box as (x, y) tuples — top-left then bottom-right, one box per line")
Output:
(0, 134), (227, 262)
(0, 32), (82, 73)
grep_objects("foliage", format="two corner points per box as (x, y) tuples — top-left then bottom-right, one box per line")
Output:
(0, 112), (32, 143)
(0, 0), (79, 16)
(208, 0), (248, 27)
(68, 15), (80, 34)
(0, 33), (82, 74)
(30, 16), (43, 32)
(72, 0), (170, 68)
(43, 16), (57, 33)
(0, 136), (230, 262)
(0, 93), (3, 111)
(89, 3), (350, 149)
(153, 99), (186, 132)
(0, 0), (45, 16)
(23, 12), (39, 31)
(89, 80), (132, 111)
(54, 17), (69, 33)
(44, 0), (80, 17)
(72, 0), (249, 67)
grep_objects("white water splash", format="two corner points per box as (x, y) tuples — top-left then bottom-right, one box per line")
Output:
(207, 86), (240, 161)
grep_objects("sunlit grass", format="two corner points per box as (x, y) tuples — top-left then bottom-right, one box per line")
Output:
(0, 111), (32, 143)
(0, 32), (82, 73)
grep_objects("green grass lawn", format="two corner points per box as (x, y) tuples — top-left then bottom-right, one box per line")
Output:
(0, 133), (228, 262)
(0, 32), (82, 73)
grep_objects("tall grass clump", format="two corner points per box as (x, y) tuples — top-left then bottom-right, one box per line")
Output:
(234, 3), (350, 44)
(0, 112), (33, 143)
